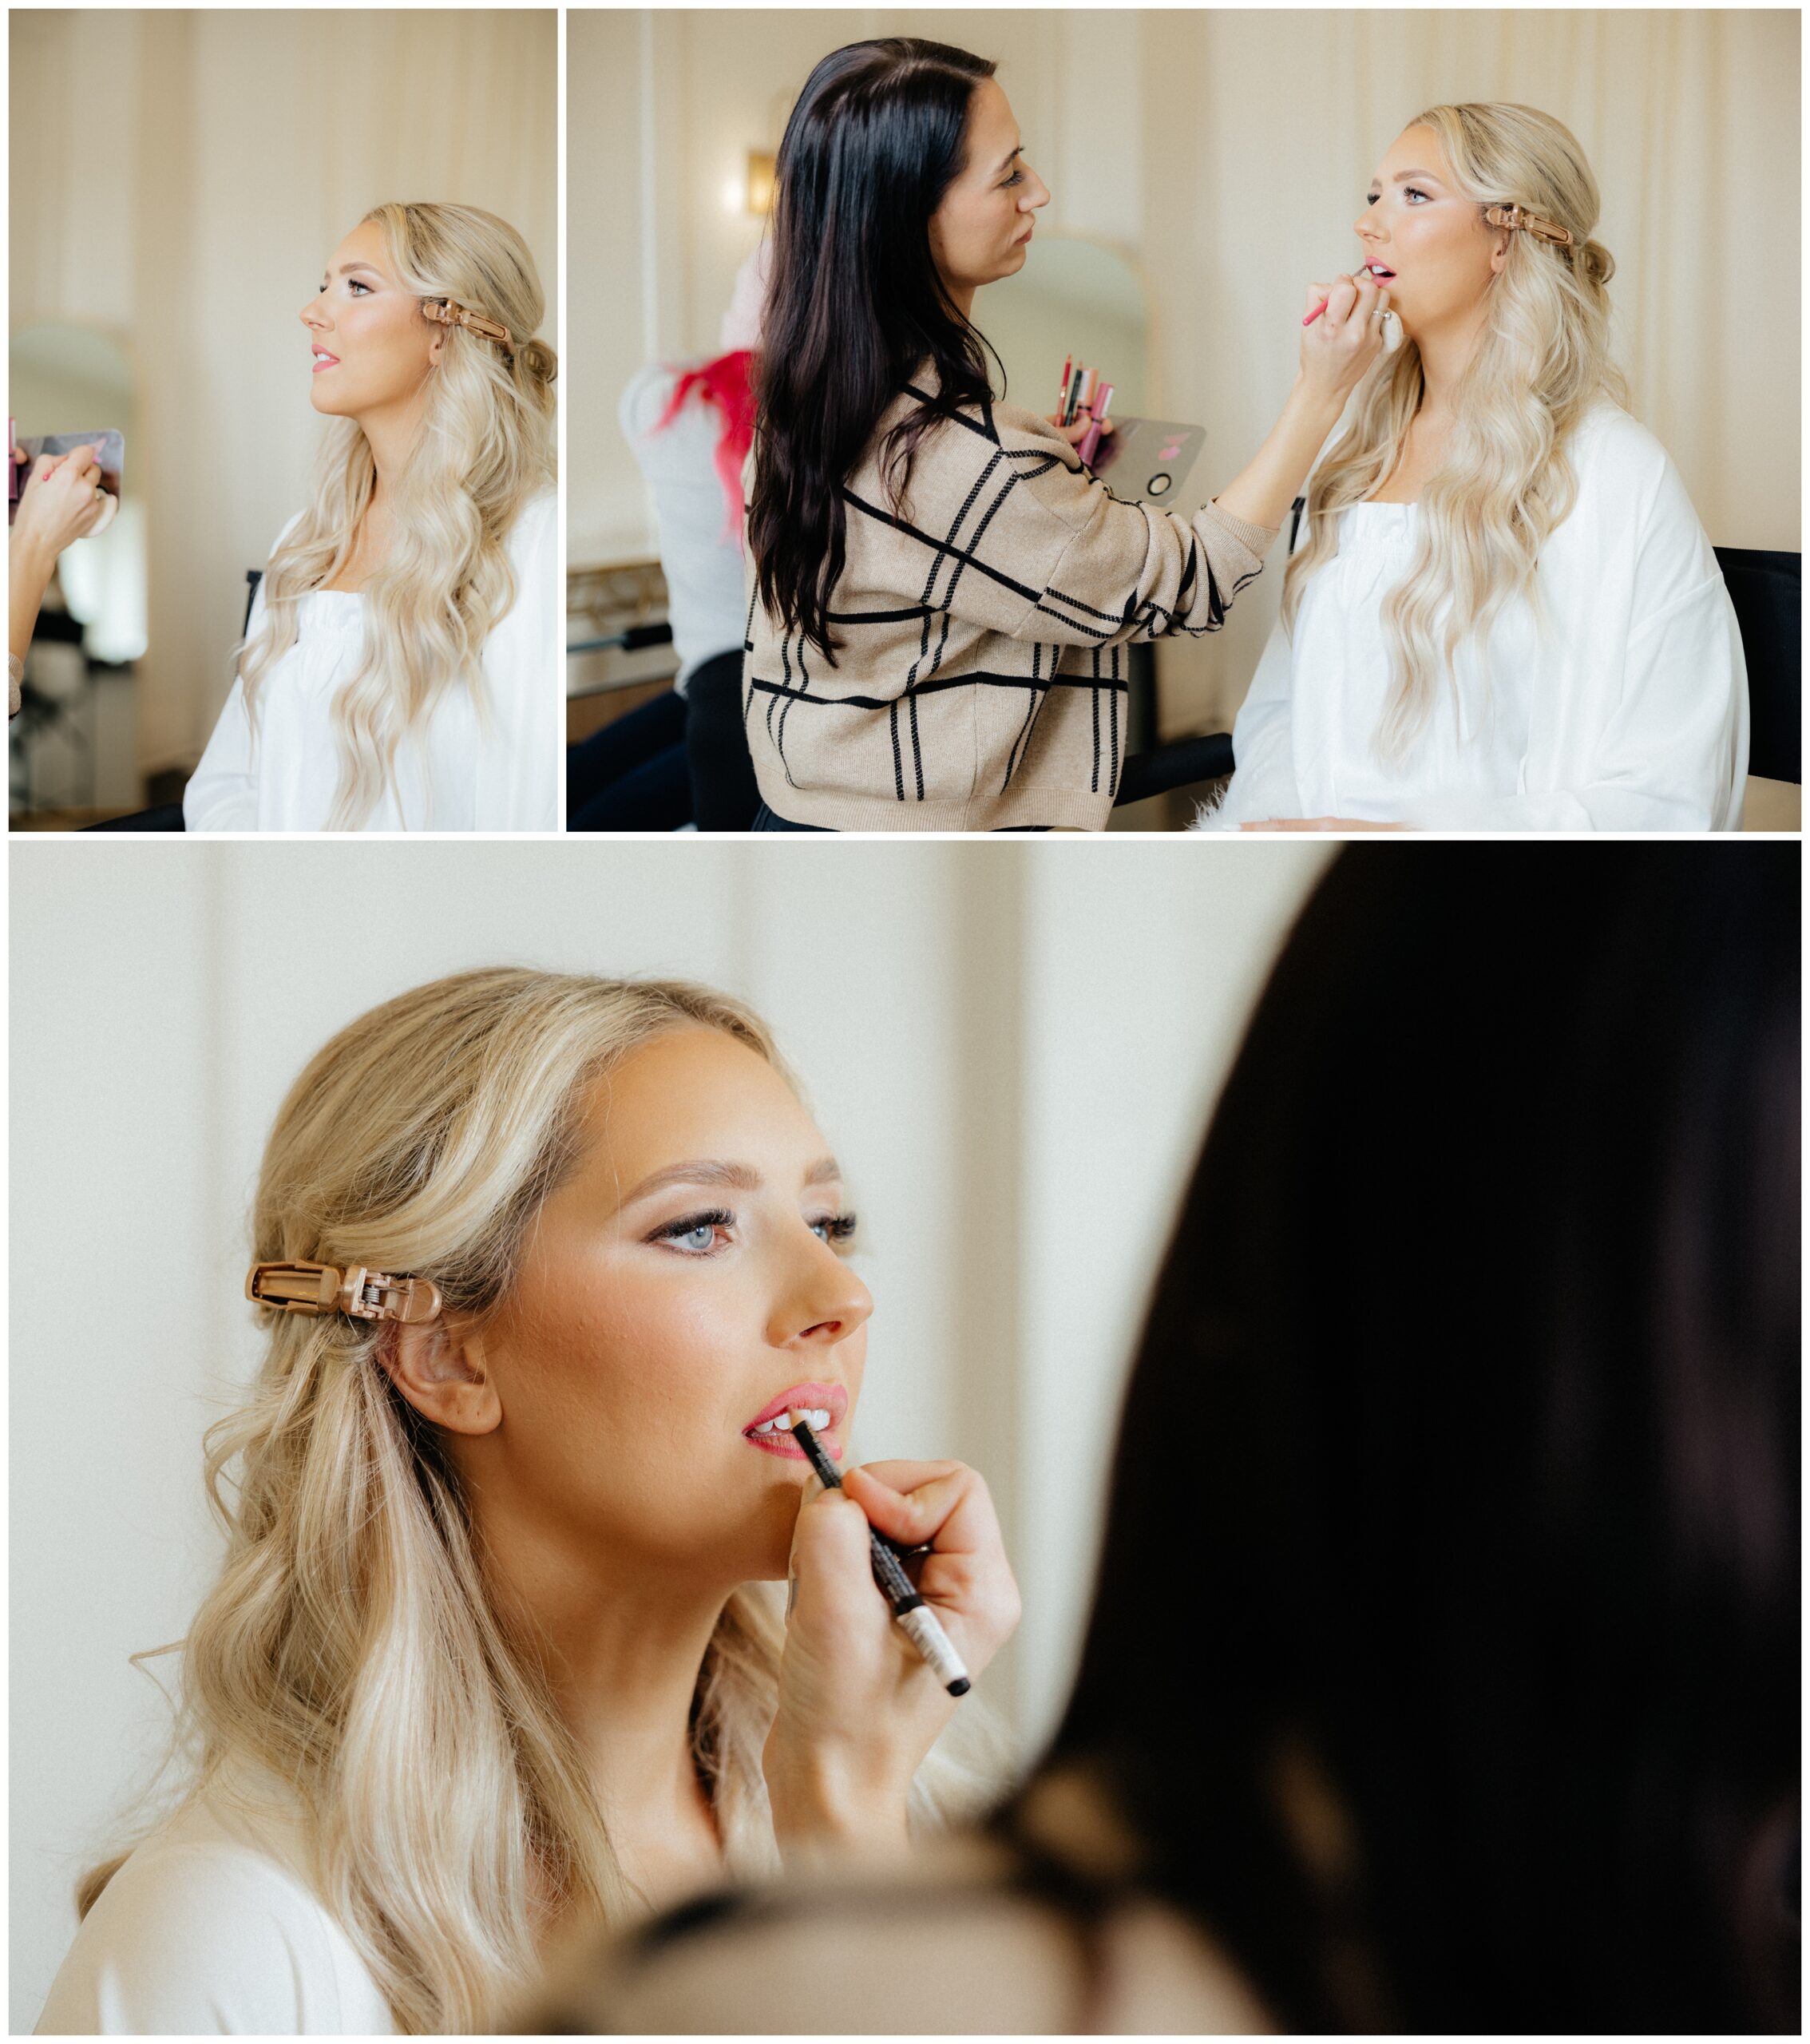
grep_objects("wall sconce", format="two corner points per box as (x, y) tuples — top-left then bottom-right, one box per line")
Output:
(745, 150), (776, 216)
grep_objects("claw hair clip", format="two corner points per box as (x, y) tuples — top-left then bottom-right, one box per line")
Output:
(247, 1261), (442, 1324)
(1483, 204), (1574, 248)
(421, 299), (513, 349)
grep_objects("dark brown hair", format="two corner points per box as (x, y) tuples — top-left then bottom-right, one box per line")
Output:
(749, 38), (1000, 664)
(1041, 845), (1800, 2032)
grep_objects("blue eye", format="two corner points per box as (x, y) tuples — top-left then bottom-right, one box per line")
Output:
(1404, 186), (1429, 204)
(348, 279), (371, 295)
(810, 1212), (857, 1246)
(651, 1208), (735, 1255)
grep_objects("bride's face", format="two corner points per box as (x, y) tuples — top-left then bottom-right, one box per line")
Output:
(299, 219), (442, 418)
(448, 1028), (872, 1587)
(1354, 125), (1507, 339)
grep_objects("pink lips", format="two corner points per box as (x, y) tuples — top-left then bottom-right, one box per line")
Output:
(743, 1380), (847, 1462)
(311, 351), (340, 374)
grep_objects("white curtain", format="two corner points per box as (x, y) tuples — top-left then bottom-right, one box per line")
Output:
(9, 10), (557, 778)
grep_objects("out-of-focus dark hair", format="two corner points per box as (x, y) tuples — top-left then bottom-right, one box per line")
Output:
(1042, 846), (1799, 2033)
(749, 38), (1000, 664)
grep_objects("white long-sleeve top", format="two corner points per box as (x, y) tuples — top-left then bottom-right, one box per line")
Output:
(184, 489), (558, 831)
(1201, 405), (1748, 831)
(35, 1775), (392, 2034)
(620, 362), (747, 693)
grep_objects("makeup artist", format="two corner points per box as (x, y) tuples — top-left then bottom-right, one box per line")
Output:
(533, 844), (1798, 2035)
(743, 37), (1388, 832)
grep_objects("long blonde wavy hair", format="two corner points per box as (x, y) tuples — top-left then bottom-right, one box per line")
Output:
(1283, 104), (1630, 755)
(239, 204), (558, 828)
(79, 969), (1007, 2034)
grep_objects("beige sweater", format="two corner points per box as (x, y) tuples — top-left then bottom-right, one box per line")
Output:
(743, 376), (1278, 831)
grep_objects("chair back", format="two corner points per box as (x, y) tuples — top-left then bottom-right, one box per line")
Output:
(1715, 547), (1799, 784)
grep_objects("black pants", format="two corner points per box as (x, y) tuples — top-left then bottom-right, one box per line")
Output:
(751, 802), (830, 832)
(684, 650), (762, 830)
(567, 649), (760, 831)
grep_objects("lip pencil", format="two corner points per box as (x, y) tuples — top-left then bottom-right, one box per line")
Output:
(786, 1410), (972, 1697)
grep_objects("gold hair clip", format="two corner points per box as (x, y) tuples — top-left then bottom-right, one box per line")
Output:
(247, 1260), (442, 1324)
(1483, 204), (1575, 249)
(422, 299), (514, 349)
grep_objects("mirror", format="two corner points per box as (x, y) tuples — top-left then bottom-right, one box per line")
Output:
(9, 322), (144, 822)
(975, 232), (1150, 437)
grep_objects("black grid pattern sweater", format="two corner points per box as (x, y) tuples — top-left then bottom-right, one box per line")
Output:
(743, 379), (1277, 831)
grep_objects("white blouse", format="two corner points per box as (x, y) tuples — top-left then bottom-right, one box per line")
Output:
(35, 1776), (392, 2034)
(1202, 406), (1749, 830)
(184, 489), (559, 831)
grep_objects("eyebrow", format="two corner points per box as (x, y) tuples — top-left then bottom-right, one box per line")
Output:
(616, 1155), (843, 1206)
(324, 261), (385, 280)
(1371, 169), (1442, 187)
(996, 143), (1023, 175)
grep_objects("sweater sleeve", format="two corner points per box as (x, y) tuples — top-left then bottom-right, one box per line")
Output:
(1029, 485), (1278, 649)
(877, 404), (1278, 652)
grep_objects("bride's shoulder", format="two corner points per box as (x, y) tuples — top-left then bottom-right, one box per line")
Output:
(1565, 402), (1676, 489)
(504, 486), (557, 558)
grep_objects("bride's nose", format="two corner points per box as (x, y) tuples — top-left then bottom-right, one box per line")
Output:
(299, 290), (330, 334)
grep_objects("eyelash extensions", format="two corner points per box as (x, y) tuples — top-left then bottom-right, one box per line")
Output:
(648, 1209), (859, 1251)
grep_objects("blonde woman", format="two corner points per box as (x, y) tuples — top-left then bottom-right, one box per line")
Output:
(37, 971), (1016, 2034)
(1205, 105), (1748, 833)
(184, 204), (559, 831)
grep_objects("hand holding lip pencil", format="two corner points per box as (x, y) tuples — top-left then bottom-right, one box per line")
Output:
(1300, 267), (1400, 369)
(762, 1427), (1020, 1848)
(787, 1412), (971, 1695)
(1304, 266), (1400, 355)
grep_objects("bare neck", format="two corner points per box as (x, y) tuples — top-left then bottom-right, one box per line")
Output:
(319, 396), (425, 592)
(464, 1476), (731, 1913)
(354, 386), (427, 497)
(1409, 291), (1493, 426)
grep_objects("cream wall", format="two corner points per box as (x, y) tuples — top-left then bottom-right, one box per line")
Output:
(10, 837), (1328, 2028)
(9, 10), (558, 779)
(575, 8), (1800, 733)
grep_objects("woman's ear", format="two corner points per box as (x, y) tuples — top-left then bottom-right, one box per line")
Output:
(378, 1313), (501, 1435)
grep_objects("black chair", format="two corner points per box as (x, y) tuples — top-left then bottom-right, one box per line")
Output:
(1715, 547), (1799, 783)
